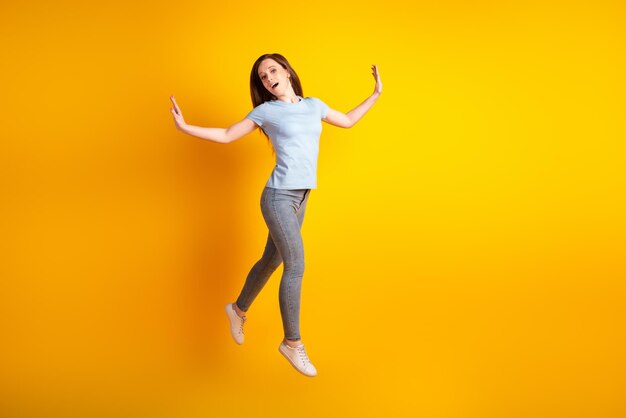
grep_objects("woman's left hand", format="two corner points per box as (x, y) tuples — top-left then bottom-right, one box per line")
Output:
(371, 64), (382, 95)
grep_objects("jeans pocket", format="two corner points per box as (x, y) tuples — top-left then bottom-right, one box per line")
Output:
(299, 189), (310, 208)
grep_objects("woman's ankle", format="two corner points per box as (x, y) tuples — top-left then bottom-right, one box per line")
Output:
(284, 338), (302, 348)
(233, 303), (246, 318)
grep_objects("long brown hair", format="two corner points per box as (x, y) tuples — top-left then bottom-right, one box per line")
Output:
(249, 53), (304, 150)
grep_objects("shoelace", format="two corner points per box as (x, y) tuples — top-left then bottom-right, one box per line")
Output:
(238, 316), (246, 335)
(296, 345), (311, 365)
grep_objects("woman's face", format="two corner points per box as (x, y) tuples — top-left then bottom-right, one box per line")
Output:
(257, 58), (291, 96)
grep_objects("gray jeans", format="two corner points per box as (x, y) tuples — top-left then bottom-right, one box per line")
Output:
(235, 186), (311, 341)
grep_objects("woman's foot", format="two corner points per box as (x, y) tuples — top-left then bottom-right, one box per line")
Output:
(279, 339), (317, 377)
(225, 303), (246, 345)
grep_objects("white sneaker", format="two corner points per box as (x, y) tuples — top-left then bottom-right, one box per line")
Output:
(224, 303), (246, 345)
(279, 341), (317, 377)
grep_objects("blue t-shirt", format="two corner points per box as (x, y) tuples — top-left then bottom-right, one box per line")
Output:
(245, 95), (329, 189)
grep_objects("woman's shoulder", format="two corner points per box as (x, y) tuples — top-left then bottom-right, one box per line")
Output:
(304, 96), (328, 104)
(303, 96), (329, 112)
(255, 100), (271, 108)
(249, 101), (271, 116)
(303, 96), (327, 107)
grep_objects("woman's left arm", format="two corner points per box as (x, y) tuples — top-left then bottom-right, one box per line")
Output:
(324, 64), (382, 129)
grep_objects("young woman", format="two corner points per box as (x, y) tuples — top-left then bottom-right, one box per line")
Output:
(170, 53), (382, 377)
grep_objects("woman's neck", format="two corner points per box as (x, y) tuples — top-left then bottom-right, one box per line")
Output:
(274, 88), (300, 103)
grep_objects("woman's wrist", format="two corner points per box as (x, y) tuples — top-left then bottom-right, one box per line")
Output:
(177, 121), (189, 133)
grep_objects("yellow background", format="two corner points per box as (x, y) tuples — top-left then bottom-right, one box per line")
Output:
(1, 0), (625, 417)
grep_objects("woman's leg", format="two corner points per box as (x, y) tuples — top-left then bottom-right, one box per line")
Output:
(235, 187), (309, 317)
(235, 230), (282, 313)
(260, 187), (310, 341)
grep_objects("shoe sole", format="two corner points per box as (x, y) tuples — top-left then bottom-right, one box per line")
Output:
(279, 343), (317, 377)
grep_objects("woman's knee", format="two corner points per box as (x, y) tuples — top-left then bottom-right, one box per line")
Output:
(282, 258), (305, 277)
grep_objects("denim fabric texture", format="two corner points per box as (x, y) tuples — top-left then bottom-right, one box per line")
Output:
(235, 186), (310, 341)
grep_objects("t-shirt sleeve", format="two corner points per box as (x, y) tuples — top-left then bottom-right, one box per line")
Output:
(314, 97), (330, 119)
(246, 104), (265, 126)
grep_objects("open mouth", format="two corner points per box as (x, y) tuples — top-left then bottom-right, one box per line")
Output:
(271, 82), (279, 89)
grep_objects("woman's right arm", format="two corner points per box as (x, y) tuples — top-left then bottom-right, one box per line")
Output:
(180, 118), (258, 143)
(170, 95), (258, 143)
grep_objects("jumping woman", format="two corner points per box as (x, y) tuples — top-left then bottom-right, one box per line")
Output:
(170, 53), (382, 377)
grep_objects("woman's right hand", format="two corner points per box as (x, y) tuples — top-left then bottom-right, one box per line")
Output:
(170, 95), (187, 131)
